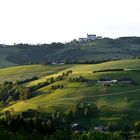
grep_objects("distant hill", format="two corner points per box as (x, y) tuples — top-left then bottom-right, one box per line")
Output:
(1, 37), (140, 67)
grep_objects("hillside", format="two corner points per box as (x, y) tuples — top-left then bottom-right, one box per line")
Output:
(1, 59), (140, 128)
(1, 37), (140, 67)
(0, 64), (72, 83)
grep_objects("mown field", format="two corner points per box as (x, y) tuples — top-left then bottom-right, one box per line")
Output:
(1, 59), (140, 128)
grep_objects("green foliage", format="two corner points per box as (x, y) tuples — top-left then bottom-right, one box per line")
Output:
(74, 103), (100, 118)
(1, 37), (140, 68)
(0, 81), (31, 105)
(135, 121), (140, 131)
(51, 85), (64, 90)
(107, 122), (120, 131)
(16, 76), (39, 85)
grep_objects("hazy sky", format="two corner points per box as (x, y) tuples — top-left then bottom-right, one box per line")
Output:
(0, 0), (140, 44)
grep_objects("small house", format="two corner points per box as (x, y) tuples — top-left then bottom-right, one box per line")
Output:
(98, 78), (112, 84)
(94, 126), (108, 132)
(98, 78), (117, 84)
(71, 123), (86, 132)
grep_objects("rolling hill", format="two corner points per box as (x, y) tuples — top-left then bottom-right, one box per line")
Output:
(1, 37), (140, 68)
(1, 59), (140, 128)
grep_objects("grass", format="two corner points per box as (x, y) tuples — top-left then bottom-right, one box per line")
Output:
(1, 59), (140, 127)
(0, 64), (73, 83)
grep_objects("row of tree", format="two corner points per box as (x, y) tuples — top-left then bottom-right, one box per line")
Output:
(30, 71), (72, 91)
(69, 76), (88, 82)
(51, 85), (64, 90)
(0, 81), (31, 106)
(16, 76), (39, 85)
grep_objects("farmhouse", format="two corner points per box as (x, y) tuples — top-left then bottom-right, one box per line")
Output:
(98, 78), (117, 84)
(94, 126), (108, 132)
(70, 123), (86, 132)
(97, 77), (133, 85)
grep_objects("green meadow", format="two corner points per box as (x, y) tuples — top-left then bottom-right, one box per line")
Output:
(1, 59), (140, 128)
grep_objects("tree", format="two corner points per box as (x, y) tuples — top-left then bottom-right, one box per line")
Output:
(19, 88), (30, 100)
(6, 96), (13, 104)
(135, 121), (140, 131)
(107, 122), (119, 131)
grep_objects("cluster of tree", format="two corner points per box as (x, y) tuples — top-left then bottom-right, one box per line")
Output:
(0, 71), (72, 106)
(118, 37), (140, 43)
(30, 71), (72, 91)
(2, 108), (140, 139)
(93, 68), (124, 73)
(51, 103), (100, 126)
(0, 127), (126, 140)
(0, 81), (31, 106)
(64, 58), (120, 64)
(0, 103), (100, 135)
(2, 37), (140, 66)
(107, 121), (131, 132)
(7, 43), (84, 65)
(69, 76), (88, 82)
(74, 103), (100, 118)
(29, 77), (55, 91)
(55, 71), (73, 81)
(0, 114), (55, 135)
(0, 113), (136, 140)
(16, 76), (39, 85)
(51, 85), (64, 90)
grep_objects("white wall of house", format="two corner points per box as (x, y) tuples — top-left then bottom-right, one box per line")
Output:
(87, 34), (96, 40)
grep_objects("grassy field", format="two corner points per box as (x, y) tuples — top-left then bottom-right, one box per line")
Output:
(0, 64), (72, 83)
(1, 59), (140, 128)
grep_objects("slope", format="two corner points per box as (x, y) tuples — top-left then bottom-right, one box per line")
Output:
(2, 59), (140, 127)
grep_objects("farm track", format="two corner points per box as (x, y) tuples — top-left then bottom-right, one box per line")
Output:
(59, 89), (140, 100)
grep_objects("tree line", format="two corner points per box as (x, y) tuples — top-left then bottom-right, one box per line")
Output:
(30, 71), (72, 91)
(0, 81), (31, 106)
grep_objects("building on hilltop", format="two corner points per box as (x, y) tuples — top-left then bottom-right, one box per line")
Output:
(87, 34), (96, 40)
(78, 34), (103, 42)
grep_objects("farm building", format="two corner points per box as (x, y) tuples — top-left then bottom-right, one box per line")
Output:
(70, 123), (86, 132)
(98, 78), (117, 84)
(94, 126), (108, 132)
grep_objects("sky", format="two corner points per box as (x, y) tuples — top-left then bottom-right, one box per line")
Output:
(0, 0), (140, 44)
